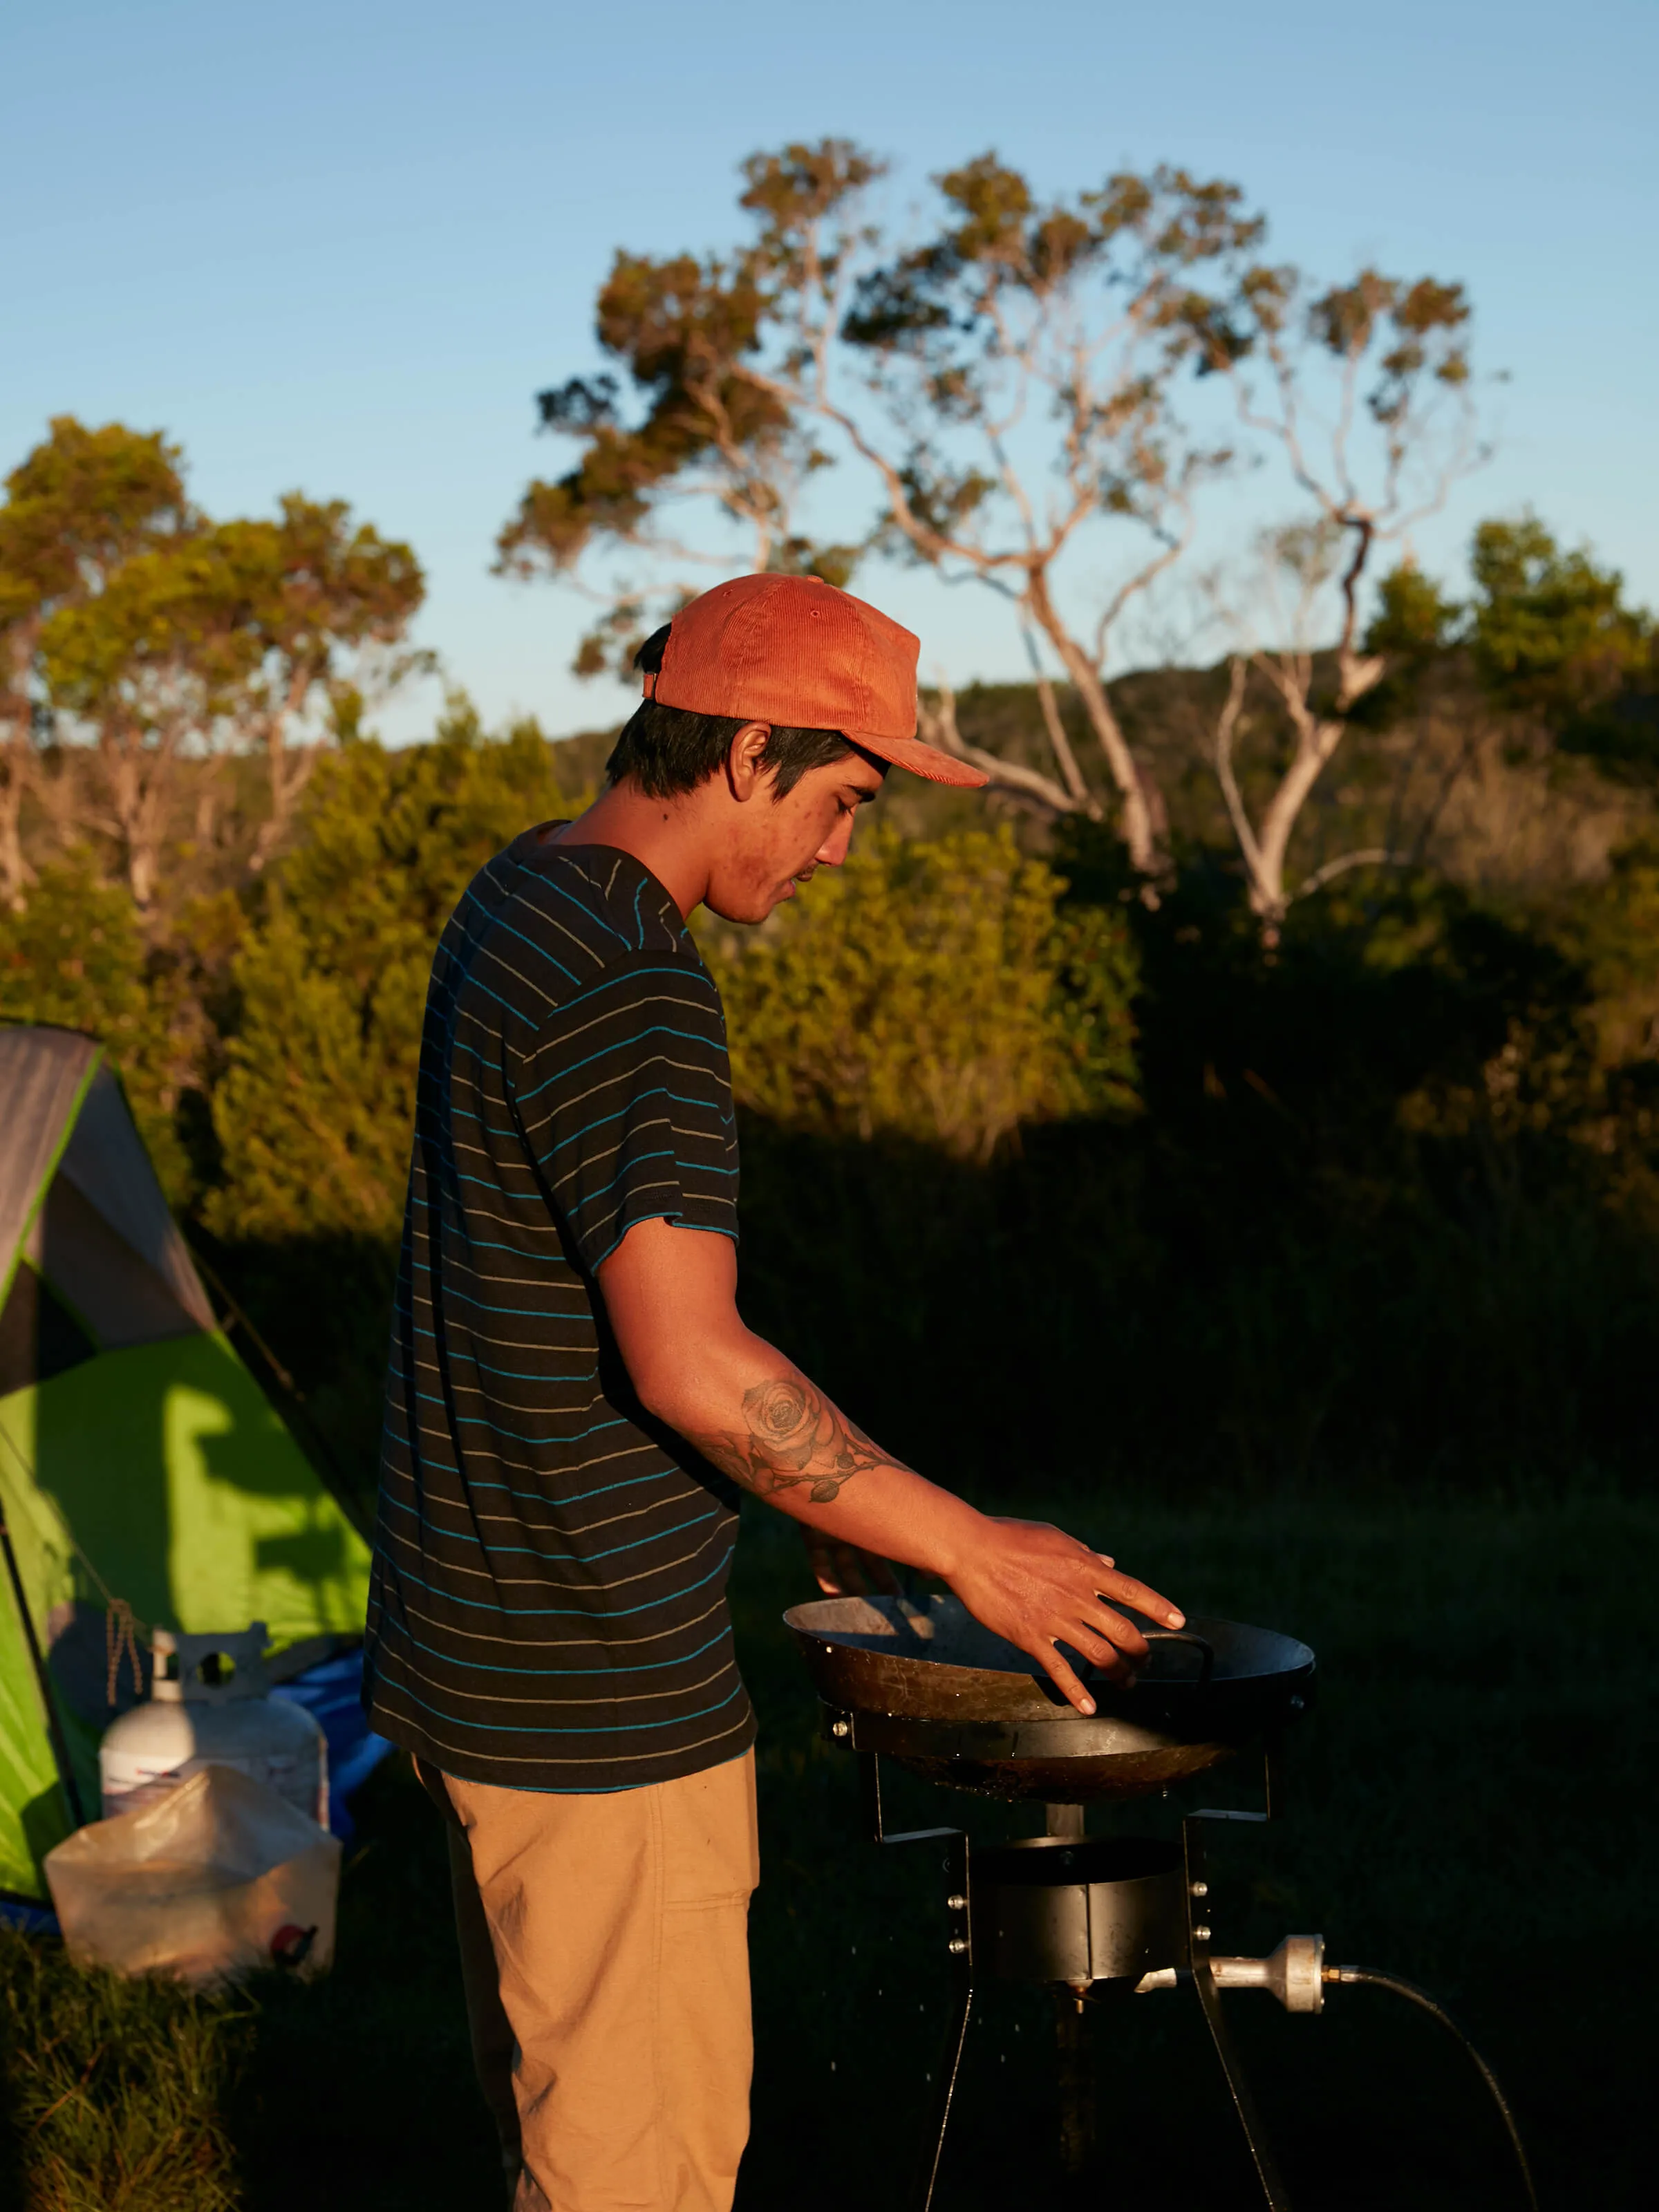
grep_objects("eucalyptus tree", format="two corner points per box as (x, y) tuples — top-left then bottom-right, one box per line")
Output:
(39, 532), (217, 906)
(501, 141), (1483, 908)
(191, 496), (427, 869)
(498, 140), (1263, 864)
(1, 423), (425, 906)
(0, 418), (189, 903)
(1192, 265), (1482, 932)
(39, 507), (420, 903)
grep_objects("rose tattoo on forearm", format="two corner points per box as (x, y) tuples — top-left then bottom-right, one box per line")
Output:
(688, 1375), (908, 1503)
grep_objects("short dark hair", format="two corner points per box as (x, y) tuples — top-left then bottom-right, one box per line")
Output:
(604, 624), (859, 800)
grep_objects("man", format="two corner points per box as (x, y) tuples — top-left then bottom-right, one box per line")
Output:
(363, 573), (1183, 2211)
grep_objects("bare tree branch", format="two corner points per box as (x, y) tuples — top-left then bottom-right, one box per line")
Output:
(1018, 625), (1098, 815)
(1293, 846), (1405, 899)
(1212, 656), (1262, 885)
(919, 677), (1082, 816)
(1197, 262), (1483, 931)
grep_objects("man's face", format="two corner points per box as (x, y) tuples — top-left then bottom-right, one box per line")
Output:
(704, 748), (887, 925)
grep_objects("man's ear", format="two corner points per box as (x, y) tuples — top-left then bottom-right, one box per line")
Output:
(724, 722), (774, 802)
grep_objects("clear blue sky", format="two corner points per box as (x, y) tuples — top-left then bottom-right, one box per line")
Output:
(3, 0), (1653, 740)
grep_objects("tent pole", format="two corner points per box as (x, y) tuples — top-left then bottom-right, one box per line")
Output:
(0, 1507), (86, 1829)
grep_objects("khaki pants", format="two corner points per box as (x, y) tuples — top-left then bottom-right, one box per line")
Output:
(417, 1751), (760, 2212)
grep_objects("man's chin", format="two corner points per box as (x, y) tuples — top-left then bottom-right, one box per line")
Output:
(704, 871), (810, 926)
(704, 890), (782, 927)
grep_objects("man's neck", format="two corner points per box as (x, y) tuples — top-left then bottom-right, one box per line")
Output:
(545, 781), (711, 919)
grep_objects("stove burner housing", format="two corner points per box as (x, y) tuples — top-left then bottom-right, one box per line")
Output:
(974, 1835), (1188, 1985)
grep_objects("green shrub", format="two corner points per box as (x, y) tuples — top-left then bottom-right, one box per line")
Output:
(4, 706), (1656, 1498)
(205, 707), (567, 1245)
(708, 822), (1138, 1163)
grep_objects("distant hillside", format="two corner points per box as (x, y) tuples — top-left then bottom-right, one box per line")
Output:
(554, 660), (1659, 897)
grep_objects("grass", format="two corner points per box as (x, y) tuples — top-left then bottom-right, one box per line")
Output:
(1, 1488), (1653, 2210)
(0, 1933), (243, 2210)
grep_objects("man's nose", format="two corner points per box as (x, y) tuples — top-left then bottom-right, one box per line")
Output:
(816, 816), (856, 868)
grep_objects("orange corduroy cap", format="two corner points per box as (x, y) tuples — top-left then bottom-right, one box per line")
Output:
(644, 573), (988, 789)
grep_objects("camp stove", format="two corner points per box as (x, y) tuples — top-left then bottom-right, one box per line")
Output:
(786, 1595), (1537, 2212)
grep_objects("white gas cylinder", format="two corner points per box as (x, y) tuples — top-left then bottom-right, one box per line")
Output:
(99, 1623), (328, 1828)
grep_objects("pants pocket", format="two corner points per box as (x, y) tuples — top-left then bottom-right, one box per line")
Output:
(660, 1749), (759, 1905)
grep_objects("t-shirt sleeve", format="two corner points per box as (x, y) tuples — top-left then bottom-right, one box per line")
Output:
(512, 957), (740, 1273)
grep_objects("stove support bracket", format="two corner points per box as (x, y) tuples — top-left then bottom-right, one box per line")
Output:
(851, 1745), (973, 2212)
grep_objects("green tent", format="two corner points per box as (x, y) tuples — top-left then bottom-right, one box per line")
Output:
(0, 1025), (373, 1901)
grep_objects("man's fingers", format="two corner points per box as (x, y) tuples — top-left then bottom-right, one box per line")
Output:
(847, 1546), (900, 1597)
(806, 1534), (854, 1594)
(1027, 1638), (1097, 1716)
(825, 1550), (867, 1595)
(1060, 1620), (1138, 1679)
(843, 1544), (901, 1596)
(1094, 1566), (1184, 1629)
(807, 1537), (902, 1599)
(1076, 1602), (1150, 1661)
(944, 1524), (1183, 1709)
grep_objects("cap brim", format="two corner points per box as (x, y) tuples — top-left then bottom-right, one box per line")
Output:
(850, 730), (989, 789)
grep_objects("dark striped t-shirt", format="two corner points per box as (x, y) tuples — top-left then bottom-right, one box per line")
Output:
(363, 827), (756, 1792)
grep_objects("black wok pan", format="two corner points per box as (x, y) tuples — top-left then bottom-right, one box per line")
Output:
(784, 1594), (1315, 1804)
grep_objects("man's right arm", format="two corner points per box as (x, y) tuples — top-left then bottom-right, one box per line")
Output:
(597, 1217), (1184, 1716)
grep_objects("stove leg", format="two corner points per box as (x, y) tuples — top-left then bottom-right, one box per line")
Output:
(914, 1972), (973, 2212)
(1188, 1962), (1294, 2211)
(1054, 1985), (1094, 2178)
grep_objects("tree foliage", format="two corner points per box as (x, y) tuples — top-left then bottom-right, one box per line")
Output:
(0, 420), (425, 908)
(503, 139), (1485, 897)
(1364, 560), (1464, 658)
(709, 823), (1137, 1163)
(500, 142), (1271, 859)
(1192, 257), (1480, 930)
(0, 853), (240, 1202)
(205, 704), (567, 1244)
(0, 419), (191, 902)
(1468, 515), (1654, 724)
(1, 668), (1656, 1497)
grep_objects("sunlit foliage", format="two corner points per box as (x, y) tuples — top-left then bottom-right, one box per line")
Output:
(204, 703), (566, 1244)
(709, 823), (1138, 1163)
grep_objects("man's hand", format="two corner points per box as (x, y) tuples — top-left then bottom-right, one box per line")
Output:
(596, 1220), (1185, 1714)
(802, 1526), (901, 1597)
(940, 1517), (1182, 1715)
(801, 1520), (1177, 1715)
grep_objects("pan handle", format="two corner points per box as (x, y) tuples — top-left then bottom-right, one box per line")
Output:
(1140, 1630), (1216, 1683)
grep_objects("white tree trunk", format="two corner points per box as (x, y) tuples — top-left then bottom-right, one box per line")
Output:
(0, 744), (30, 909)
(1026, 576), (1162, 875)
(250, 736), (319, 872)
